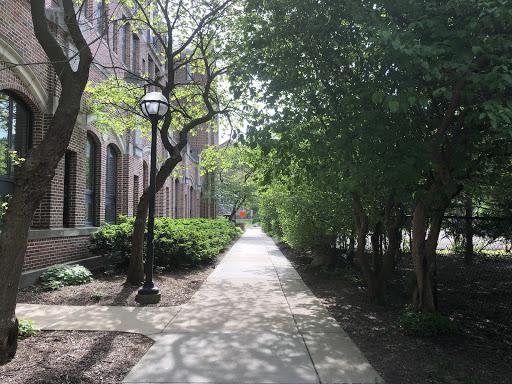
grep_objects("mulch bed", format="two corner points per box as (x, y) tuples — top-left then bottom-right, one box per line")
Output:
(17, 240), (238, 307)
(18, 264), (215, 307)
(0, 331), (152, 383)
(280, 243), (512, 384)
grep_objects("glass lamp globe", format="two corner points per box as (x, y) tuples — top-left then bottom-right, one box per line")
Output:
(140, 91), (169, 118)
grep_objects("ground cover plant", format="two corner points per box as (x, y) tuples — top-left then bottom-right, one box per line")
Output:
(40, 265), (93, 291)
(16, 320), (37, 340)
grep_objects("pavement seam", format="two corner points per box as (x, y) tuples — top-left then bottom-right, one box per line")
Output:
(267, 243), (323, 384)
(159, 305), (183, 333)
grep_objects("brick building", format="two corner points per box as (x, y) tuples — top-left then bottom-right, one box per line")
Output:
(0, 0), (218, 283)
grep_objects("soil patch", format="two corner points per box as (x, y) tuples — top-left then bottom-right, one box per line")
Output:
(18, 240), (236, 307)
(0, 331), (152, 383)
(280, 243), (512, 384)
(18, 264), (214, 307)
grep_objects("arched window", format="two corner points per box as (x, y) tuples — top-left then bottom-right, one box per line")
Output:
(143, 160), (148, 190)
(190, 186), (194, 217)
(0, 90), (32, 194)
(105, 144), (118, 224)
(85, 134), (97, 226)
(96, 0), (106, 35)
(174, 179), (179, 218)
(165, 187), (170, 217)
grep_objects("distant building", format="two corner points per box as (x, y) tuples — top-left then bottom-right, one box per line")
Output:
(0, 0), (217, 283)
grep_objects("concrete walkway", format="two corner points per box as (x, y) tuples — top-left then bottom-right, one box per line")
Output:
(17, 228), (383, 384)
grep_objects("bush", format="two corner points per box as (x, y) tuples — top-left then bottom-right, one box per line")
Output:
(18, 319), (38, 339)
(90, 218), (134, 257)
(40, 265), (93, 291)
(90, 290), (103, 302)
(258, 182), (352, 251)
(400, 305), (456, 337)
(90, 218), (241, 268)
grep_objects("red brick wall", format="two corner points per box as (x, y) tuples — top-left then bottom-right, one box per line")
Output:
(23, 236), (91, 272)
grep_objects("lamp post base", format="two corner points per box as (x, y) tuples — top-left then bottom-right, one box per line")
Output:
(135, 285), (161, 305)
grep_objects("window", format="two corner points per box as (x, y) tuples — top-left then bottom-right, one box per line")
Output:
(121, 21), (129, 65)
(85, 134), (97, 225)
(174, 179), (179, 218)
(166, 187), (170, 216)
(133, 175), (139, 214)
(96, 0), (105, 35)
(112, 20), (118, 53)
(142, 58), (146, 74)
(105, 144), (118, 224)
(143, 161), (148, 190)
(186, 62), (193, 81)
(63, 150), (75, 228)
(190, 187), (194, 217)
(81, 0), (91, 19)
(0, 91), (32, 194)
(148, 55), (154, 79)
(132, 34), (140, 72)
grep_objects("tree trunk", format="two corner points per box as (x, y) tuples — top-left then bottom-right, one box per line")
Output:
(127, 154), (182, 285)
(0, 72), (91, 365)
(0, 186), (40, 363)
(228, 196), (246, 222)
(376, 198), (404, 295)
(348, 235), (355, 263)
(351, 192), (377, 299)
(371, 222), (383, 274)
(0, 0), (92, 357)
(126, 192), (149, 285)
(464, 196), (474, 265)
(411, 201), (446, 312)
(310, 235), (336, 267)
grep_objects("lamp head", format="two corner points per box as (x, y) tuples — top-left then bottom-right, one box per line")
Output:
(140, 91), (169, 119)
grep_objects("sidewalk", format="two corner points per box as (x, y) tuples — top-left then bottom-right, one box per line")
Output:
(17, 228), (383, 384)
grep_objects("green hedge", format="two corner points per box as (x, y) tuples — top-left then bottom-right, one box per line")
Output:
(90, 218), (242, 268)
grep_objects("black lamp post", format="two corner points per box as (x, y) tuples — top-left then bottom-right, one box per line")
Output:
(135, 91), (169, 305)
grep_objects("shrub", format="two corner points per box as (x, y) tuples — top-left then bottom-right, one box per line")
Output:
(90, 218), (240, 268)
(90, 290), (103, 302)
(40, 265), (93, 290)
(400, 305), (456, 337)
(18, 319), (38, 339)
(89, 218), (134, 257)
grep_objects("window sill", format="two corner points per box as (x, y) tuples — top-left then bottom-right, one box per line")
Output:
(0, 227), (99, 240)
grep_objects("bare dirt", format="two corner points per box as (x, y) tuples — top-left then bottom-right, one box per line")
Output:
(18, 264), (216, 307)
(17, 240), (237, 307)
(280, 243), (512, 384)
(0, 331), (152, 384)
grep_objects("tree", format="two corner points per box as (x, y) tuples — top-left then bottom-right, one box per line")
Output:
(200, 143), (258, 221)
(86, 0), (235, 284)
(230, 0), (512, 309)
(0, 0), (93, 363)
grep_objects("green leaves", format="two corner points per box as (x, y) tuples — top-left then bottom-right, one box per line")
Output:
(40, 265), (93, 291)
(229, 0), (512, 251)
(90, 218), (240, 268)
(200, 144), (260, 215)
(372, 92), (384, 104)
(388, 99), (400, 113)
(18, 320), (38, 340)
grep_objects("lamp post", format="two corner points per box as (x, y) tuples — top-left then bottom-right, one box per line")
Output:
(135, 91), (169, 305)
